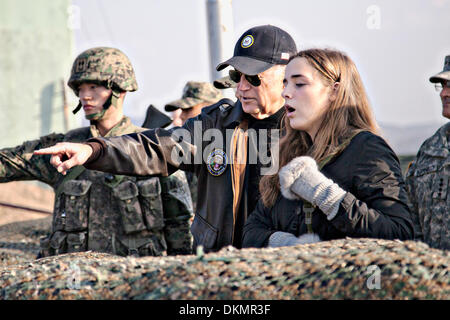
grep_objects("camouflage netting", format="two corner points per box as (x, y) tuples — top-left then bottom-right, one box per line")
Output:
(0, 217), (51, 267)
(0, 237), (448, 300)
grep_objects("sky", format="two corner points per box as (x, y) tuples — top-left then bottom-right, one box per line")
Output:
(71, 0), (450, 128)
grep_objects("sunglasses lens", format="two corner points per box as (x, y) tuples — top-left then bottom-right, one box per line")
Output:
(229, 70), (261, 86)
(229, 70), (241, 83)
(247, 75), (261, 86)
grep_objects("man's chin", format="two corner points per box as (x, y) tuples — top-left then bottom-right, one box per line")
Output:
(442, 105), (450, 119)
(241, 103), (261, 115)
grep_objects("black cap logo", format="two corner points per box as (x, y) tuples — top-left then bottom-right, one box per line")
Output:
(241, 35), (254, 48)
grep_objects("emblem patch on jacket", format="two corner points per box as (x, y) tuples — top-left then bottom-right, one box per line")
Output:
(206, 149), (228, 176)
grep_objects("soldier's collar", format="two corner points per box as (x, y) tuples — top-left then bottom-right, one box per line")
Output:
(444, 122), (450, 149)
(90, 116), (131, 138)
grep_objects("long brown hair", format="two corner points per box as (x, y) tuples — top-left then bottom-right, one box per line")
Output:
(260, 48), (379, 208)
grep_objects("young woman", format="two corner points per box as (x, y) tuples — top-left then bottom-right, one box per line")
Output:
(242, 48), (414, 248)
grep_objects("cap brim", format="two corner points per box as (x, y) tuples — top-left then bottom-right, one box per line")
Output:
(164, 104), (180, 112)
(429, 71), (450, 83)
(213, 76), (237, 89)
(164, 97), (204, 112)
(216, 56), (274, 75)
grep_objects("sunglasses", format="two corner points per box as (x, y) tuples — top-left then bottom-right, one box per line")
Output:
(434, 81), (450, 92)
(229, 69), (261, 87)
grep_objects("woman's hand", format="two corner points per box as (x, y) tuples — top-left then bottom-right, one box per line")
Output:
(34, 142), (93, 175)
(278, 156), (347, 219)
(268, 231), (321, 247)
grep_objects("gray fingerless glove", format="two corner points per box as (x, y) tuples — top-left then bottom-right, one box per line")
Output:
(268, 231), (321, 247)
(279, 156), (346, 220)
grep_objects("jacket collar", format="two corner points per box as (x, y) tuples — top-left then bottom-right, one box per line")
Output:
(223, 99), (285, 129)
(424, 121), (450, 158)
(90, 116), (135, 138)
(223, 99), (245, 129)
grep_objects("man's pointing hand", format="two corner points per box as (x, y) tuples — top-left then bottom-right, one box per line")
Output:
(34, 142), (93, 175)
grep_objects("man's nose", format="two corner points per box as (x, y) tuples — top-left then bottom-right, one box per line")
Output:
(79, 91), (92, 101)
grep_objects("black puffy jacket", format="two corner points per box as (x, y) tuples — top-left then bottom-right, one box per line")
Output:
(242, 131), (415, 248)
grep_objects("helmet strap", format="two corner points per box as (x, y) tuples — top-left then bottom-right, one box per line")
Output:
(72, 100), (82, 114)
(102, 89), (121, 110)
(85, 89), (121, 121)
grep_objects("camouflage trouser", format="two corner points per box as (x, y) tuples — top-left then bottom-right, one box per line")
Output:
(38, 230), (169, 258)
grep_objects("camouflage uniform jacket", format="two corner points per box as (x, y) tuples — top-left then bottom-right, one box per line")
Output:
(0, 116), (193, 257)
(406, 122), (450, 250)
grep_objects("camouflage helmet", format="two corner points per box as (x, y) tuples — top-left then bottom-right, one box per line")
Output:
(68, 47), (138, 94)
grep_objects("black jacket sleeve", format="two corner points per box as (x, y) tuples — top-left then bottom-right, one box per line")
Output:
(328, 133), (414, 240)
(83, 101), (231, 177)
(84, 125), (198, 177)
(242, 199), (277, 248)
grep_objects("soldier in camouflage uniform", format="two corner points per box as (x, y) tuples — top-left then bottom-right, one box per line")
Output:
(164, 81), (224, 211)
(406, 55), (450, 250)
(164, 81), (223, 127)
(0, 47), (193, 257)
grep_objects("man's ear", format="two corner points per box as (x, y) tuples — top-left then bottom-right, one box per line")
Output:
(329, 82), (339, 102)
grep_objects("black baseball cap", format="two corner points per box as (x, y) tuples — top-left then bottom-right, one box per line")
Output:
(216, 25), (297, 76)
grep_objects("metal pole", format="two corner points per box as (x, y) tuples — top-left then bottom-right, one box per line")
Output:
(61, 78), (69, 132)
(206, 0), (234, 82)
(0, 201), (52, 215)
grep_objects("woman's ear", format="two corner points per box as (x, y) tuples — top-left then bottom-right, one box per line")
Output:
(329, 82), (340, 102)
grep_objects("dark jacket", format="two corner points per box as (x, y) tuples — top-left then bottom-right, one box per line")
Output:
(242, 131), (415, 248)
(85, 99), (281, 252)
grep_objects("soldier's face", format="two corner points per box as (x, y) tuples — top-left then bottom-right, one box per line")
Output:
(180, 102), (208, 125)
(171, 108), (183, 127)
(78, 83), (112, 118)
(440, 80), (450, 119)
(235, 65), (286, 119)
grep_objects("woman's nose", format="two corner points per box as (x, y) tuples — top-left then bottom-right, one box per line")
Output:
(282, 85), (291, 99)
